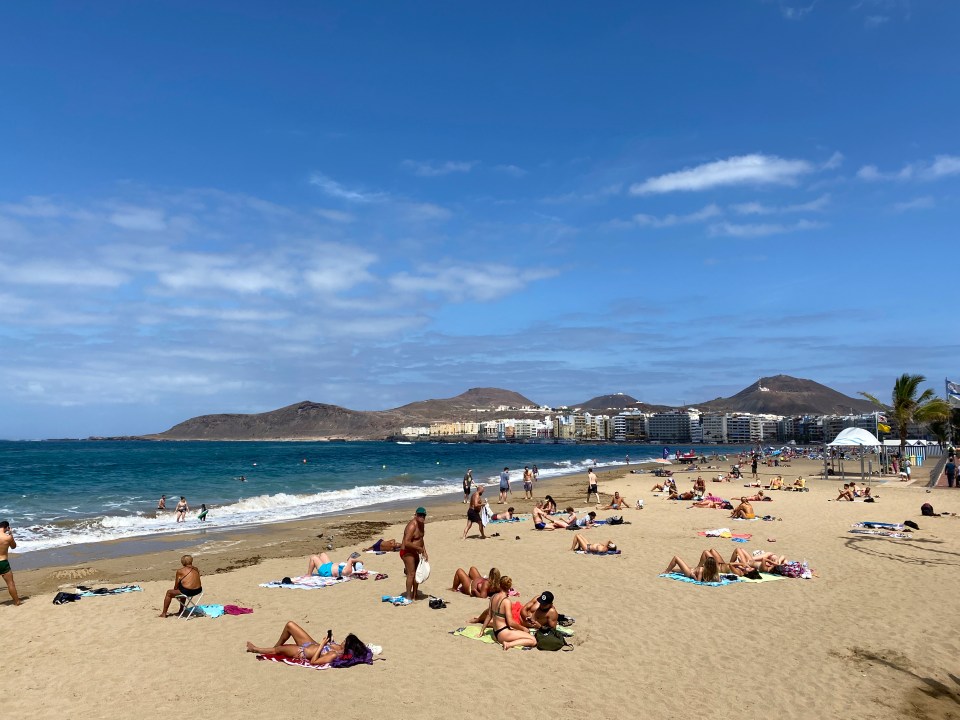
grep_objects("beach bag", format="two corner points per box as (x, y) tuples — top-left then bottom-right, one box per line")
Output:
(415, 557), (431, 584)
(608, 515), (624, 525)
(52, 591), (82, 605)
(775, 561), (803, 578)
(330, 647), (373, 668)
(535, 627), (571, 652)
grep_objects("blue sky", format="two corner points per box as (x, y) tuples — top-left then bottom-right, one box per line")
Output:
(1, 1), (957, 438)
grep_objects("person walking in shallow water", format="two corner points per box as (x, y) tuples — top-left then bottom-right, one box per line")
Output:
(462, 469), (473, 503)
(157, 495), (166, 511)
(175, 496), (189, 523)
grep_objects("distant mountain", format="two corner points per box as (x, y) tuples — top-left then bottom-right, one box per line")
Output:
(147, 387), (540, 441)
(696, 375), (876, 416)
(573, 393), (670, 413)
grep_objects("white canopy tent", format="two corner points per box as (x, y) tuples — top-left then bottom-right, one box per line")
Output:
(826, 427), (883, 482)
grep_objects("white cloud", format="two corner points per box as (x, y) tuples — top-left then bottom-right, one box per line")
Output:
(731, 194), (830, 215)
(309, 173), (387, 203)
(632, 204), (722, 228)
(303, 245), (377, 294)
(892, 196), (934, 212)
(780, 1), (817, 20)
(401, 202), (452, 222)
(157, 253), (294, 295)
(402, 159), (477, 177)
(1, 260), (128, 287)
(857, 155), (960, 182)
(709, 219), (823, 238)
(494, 164), (528, 177)
(865, 14), (890, 26)
(108, 207), (167, 231)
(822, 152), (844, 170)
(389, 263), (557, 302)
(630, 154), (814, 194)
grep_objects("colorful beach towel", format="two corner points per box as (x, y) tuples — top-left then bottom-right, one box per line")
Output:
(849, 528), (912, 539)
(489, 517), (525, 524)
(195, 604), (225, 618)
(574, 550), (622, 556)
(76, 585), (143, 596)
(381, 595), (412, 606)
(853, 522), (905, 530)
(260, 575), (350, 590)
(659, 572), (742, 587)
(698, 530), (752, 540)
(739, 572), (785, 584)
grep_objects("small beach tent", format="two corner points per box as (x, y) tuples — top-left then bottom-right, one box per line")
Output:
(827, 428), (883, 481)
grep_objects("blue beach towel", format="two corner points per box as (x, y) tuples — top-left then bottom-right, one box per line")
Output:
(659, 572), (742, 586)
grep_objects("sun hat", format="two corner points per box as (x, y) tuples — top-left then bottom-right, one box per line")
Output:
(416, 506), (427, 516)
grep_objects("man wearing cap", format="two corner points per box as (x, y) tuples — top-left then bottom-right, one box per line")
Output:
(401, 507), (428, 601)
(520, 590), (559, 631)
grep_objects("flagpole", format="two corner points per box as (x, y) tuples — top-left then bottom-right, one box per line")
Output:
(949, 378), (954, 449)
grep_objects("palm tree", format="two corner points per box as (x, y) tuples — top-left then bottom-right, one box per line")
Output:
(860, 374), (950, 456)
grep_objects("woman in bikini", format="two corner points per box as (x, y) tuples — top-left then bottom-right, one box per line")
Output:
(542, 496), (558, 514)
(175, 497), (189, 523)
(245, 622), (368, 665)
(450, 566), (501, 597)
(481, 577), (536, 651)
(662, 554), (722, 583)
(570, 534), (618, 554)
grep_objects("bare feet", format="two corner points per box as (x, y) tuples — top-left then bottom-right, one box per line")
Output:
(245, 641), (257, 653)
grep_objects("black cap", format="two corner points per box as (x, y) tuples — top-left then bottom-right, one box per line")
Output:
(538, 590), (554, 606)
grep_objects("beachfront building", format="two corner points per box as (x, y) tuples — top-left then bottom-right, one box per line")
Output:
(726, 414), (762, 444)
(648, 412), (692, 443)
(554, 414), (576, 440)
(400, 425), (430, 437)
(429, 421), (481, 437)
(701, 413), (728, 444)
(612, 412), (648, 441)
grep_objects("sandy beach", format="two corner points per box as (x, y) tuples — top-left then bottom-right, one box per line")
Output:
(4, 459), (959, 720)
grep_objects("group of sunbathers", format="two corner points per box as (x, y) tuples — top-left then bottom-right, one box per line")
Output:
(835, 482), (873, 501)
(663, 547), (794, 582)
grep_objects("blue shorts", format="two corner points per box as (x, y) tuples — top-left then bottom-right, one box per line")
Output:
(315, 562), (344, 578)
(535, 522), (546, 530)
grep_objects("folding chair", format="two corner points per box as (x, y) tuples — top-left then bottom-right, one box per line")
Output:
(176, 590), (204, 619)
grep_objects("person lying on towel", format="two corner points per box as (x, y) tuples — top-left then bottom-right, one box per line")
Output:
(246, 622), (367, 665)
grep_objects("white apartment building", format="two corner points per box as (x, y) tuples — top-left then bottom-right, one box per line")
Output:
(648, 412), (692, 443)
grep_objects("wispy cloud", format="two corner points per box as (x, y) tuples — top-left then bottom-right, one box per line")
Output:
(779, 1), (817, 20)
(864, 14), (890, 27)
(632, 204), (722, 228)
(630, 154), (814, 195)
(731, 194), (830, 215)
(822, 152), (844, 170)
(314, 208), (355, 223)
(494, 164), (528, 177)
(709, 219), (823, 238)
(389, 263), (557, 302)
(892, 196), (934, 212)
(1, 260), (128, 287)
(108, 206), (167, 231)
(542, 184), (622, 205)
(402, 159), (477, 177)
(309, 172), (388, 203)
(857, 155), (960, 182)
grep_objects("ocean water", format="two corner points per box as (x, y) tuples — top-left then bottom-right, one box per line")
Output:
(0, 440), (749, 554)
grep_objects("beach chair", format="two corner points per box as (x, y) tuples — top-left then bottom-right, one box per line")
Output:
(176, 590), (204, 619)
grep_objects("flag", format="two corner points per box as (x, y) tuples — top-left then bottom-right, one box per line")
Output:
(878, 423), (891, 434)
(876, 413), (887, 423)
(948, 380), (960, 404)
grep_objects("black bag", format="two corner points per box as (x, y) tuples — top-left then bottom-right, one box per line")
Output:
(608, 516), (624, 525)
(535, 627), (572, 651)
(53, 591), (81, 605)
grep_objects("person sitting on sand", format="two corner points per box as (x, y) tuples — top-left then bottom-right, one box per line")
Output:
(792, 476), (805, 490)
(245, 622), (368, 666)
(159, 554), (202, 618)
(490, 507), (515, 521)
(532, 506), (578, 530)
(767, 476), (784, 491)
(451, 566), (501, 598)
(481, 576), (537, 651)
(836, 484), (855, 501)
(693, 476), (706, 495)
(542, 495), (558, 514)
(730, 497), (755, 519)
(363, 538), (401, 552)
(306, 551), (363, 579)
(604, 492), (629, 510)
(570, 533), (618, 554)
(662, 554), (722, 583)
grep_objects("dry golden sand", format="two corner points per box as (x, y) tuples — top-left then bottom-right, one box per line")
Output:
(3, 460), (960, 720)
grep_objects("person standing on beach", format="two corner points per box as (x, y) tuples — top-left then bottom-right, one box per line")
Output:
(0, 520), (21, 606)
(157, 495), (166, 511)
(463, 486), (486, 539)
(586, 468), (599, 503)
(945, 456), (956, 488)
(522, 466), (534, 500)
(401, 507), (428, 601)
(499, 467), (511, 503)
(751, 454), (759, 480)
(175, 496), (189, 523)
(532, 465), (539, 482)
(463, 469), (473, 503)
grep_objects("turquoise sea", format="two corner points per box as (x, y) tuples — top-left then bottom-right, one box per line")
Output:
(0, 440), (751, 554)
